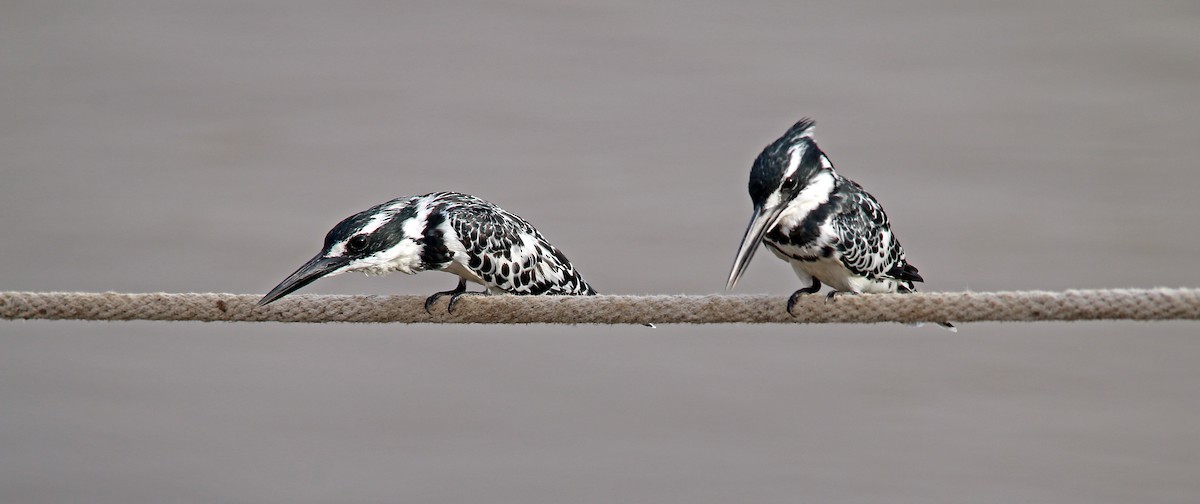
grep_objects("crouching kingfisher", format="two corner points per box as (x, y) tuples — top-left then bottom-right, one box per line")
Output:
(259, 191), (597, 313)
(726, 118), (955, 331)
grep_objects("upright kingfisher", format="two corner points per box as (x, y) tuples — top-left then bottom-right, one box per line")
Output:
(727, 118), (954, 330)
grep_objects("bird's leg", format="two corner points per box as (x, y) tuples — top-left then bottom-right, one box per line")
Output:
(424, 278), (468, 315)
(786, 278), (823, 316)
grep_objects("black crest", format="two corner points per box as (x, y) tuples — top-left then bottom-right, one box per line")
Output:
(748, 118), (821, 207)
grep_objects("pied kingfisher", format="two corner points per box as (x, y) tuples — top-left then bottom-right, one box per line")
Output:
(726, 118), (954, 330)
(259, 191), (597, 312)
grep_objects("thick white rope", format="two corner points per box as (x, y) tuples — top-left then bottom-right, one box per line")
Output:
(2, 289), (1198, 324)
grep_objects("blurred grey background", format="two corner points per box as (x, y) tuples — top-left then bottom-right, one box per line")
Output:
(3, 1), (1199, 502)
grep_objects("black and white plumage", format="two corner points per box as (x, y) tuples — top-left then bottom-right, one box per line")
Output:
(259, 191), (596, 311)
(726, 118), (954, 330)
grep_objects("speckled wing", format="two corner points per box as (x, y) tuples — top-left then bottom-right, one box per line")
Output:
(441, 195), (597, 296)
(830, 180), (923, 289)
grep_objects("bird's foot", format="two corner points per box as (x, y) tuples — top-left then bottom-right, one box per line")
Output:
(786, 284), (823, 316)
(446, 290), (489, 314)
(424, 279), (469, 315)
(824, 290), (856, 304)
(423, 291), (457, 315)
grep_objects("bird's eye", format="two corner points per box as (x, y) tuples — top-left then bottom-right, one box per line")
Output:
(781, 176), (799, 191)
(347, 235), (369, 252)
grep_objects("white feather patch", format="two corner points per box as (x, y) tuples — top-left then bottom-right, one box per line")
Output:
(782, 145), (805, 181)
(774, 170), (836, 231)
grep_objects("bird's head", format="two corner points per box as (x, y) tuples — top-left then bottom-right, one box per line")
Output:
(258, 199), (423, 306)
(727, 118), (828, 290)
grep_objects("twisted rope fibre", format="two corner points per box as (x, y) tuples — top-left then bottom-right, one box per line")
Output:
(2, 289), (1198, 324)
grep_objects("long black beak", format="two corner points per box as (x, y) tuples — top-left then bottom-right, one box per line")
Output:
(726, 203), (783, 291)
(258, 255), (351, 306)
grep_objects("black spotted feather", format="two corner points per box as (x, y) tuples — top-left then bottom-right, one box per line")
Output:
(827, 178), (921, 291)
(434, 192), (597, 296)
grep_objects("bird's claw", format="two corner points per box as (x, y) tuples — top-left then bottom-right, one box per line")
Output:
(445, 290), (488, 314)
(422, 289), (487, 312)
(824, 290), (857, 304)
(423, 290), (457, 315)
(786, 282), (823, 316)
(424, 278), (472, 315)
(785, 292), (805, 317)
